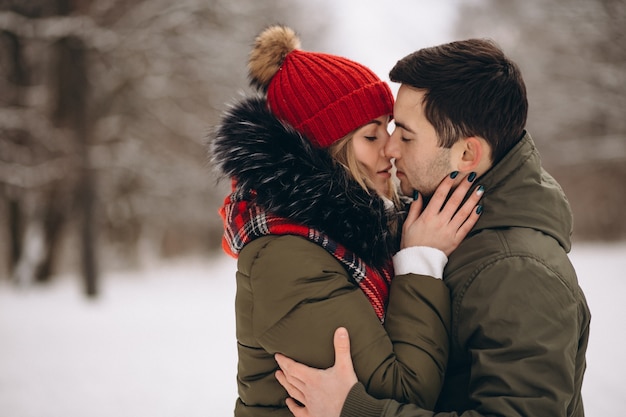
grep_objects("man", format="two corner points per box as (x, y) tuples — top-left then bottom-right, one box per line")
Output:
(274, 38), (591, 417)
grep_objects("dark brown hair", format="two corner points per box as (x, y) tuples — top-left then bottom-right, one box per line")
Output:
(389, 38), (528, 164)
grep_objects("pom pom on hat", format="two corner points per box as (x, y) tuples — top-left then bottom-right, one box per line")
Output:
(248, 25), (394, 148)
(249, 25), (301, 92)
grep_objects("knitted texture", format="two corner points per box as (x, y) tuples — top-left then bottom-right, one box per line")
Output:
(248, 25), (394, 149)
(268, 50), (394, 148)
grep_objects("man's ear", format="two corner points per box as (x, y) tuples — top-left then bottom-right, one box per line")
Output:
(456, 136), (490, 173)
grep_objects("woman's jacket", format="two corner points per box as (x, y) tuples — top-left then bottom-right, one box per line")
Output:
(211, 96), (451, 417)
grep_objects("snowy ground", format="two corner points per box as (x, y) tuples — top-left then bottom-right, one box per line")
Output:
(1, 242), (624, 417)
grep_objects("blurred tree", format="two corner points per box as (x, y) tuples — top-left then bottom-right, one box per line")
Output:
(455, 0), (626, 241)
(0, 0), (329, 293)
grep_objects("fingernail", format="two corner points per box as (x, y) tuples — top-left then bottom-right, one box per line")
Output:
(450, 171), (459, 179)
(476, 205), (483, 215)
(476, 185), (484, 195)
(413, 190), (419, 200)
(468, 172), (477, 182)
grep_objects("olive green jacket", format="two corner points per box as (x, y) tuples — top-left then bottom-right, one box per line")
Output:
(341, 133), (591, 417)
(234, 235), (451, 417)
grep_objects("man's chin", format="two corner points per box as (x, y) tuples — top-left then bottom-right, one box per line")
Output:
(399, 186), (413, 198)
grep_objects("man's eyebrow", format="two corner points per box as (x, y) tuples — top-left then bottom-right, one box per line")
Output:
(394, 121), (415, 133)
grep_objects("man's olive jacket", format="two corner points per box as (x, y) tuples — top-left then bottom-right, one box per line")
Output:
(342, 133), (591, 417)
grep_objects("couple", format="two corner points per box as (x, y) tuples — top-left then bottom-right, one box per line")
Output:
(211, 25), (590, 417)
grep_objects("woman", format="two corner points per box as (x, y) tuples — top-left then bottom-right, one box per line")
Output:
(211, 25), (481, 416)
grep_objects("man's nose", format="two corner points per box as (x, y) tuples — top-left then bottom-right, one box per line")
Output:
(385, 129), (400, 159)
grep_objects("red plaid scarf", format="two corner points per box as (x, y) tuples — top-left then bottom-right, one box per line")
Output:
(219, 187), (394, 322)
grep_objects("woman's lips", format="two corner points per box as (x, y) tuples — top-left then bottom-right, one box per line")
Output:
(378, 166), (393, 177)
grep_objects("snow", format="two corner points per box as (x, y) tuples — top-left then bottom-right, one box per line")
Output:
(1, 242), (624, 417)
(0, 256), (237, 417)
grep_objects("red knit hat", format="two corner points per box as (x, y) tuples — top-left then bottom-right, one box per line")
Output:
(248, 26), (394, 148)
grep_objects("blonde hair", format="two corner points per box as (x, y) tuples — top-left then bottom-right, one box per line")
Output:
(328, 133), (399, 203)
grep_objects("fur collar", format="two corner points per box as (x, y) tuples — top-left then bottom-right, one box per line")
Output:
(210, 96), (398, 267)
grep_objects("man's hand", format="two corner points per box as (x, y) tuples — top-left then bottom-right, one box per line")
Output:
(275, 327), (358, 417)
(402, 171), (484, 256)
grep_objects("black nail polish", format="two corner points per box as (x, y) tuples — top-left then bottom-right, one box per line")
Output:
(476, 205), (483, 215)
(468, 172), (477, 182)
(413, 190), (419, 200)
(450, 171), (459, 179)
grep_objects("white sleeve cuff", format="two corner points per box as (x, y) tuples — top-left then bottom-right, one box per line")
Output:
(392, 246), (448, 279)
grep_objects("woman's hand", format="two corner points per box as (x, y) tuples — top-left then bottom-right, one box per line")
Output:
(401, 171), (484, 256)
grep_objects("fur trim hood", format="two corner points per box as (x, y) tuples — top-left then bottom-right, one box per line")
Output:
(210, 96), (399, 267)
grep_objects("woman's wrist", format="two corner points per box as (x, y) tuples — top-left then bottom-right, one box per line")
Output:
(392, 246), (448, 279)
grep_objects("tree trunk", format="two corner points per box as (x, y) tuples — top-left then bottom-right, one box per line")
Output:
(8, 199), (22, 275)
(52, 36), (98, 297)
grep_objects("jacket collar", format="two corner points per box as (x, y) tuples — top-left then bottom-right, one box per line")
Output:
(211, 96), (398, 267)
(474, 132), (573, 251)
